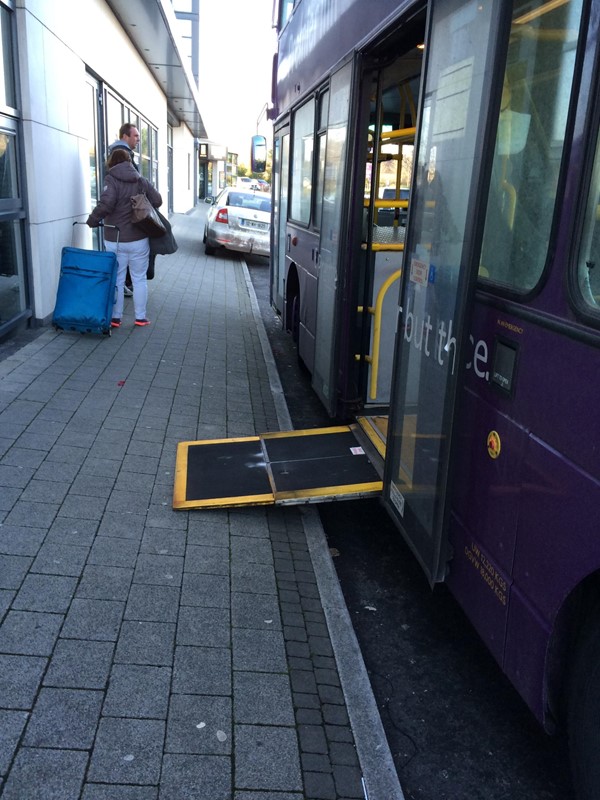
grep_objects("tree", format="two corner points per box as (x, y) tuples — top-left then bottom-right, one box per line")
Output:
(237, 150), (272, 185)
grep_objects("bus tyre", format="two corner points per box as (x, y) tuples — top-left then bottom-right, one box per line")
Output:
(567, 614), (600, 799)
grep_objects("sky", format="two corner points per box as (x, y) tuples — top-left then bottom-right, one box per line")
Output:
(198, 0), (275, 165)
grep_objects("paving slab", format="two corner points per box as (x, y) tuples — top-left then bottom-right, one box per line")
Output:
(0, 208), (403, 799)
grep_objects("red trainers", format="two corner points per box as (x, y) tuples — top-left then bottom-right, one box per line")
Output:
(134, 319), (151, 327)
(111, 318), (121, 328)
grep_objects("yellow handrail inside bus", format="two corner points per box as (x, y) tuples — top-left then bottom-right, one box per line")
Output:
(500, 155), (517, 229)
(367, 243), (405, 251)
(380, 126), (416, 143)
(501, 180), (517, 229)
(363, 198), (409, 209)
(365, 197), (410, 248)
(356, 269), (402, 400)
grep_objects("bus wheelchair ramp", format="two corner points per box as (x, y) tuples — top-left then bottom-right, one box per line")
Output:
(173, 425), (384, 510)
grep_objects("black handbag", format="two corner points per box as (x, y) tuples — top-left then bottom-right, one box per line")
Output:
(131, 185), (166, 238)
(149, 210), (178, 255)
(147, 211), (178, 279)
(147, 253), (156, 280)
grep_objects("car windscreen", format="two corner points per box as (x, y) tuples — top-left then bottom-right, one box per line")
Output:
(228, 193), (271, 213)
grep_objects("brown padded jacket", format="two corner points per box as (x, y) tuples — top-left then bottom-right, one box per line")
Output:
(86, 161), (162, 243)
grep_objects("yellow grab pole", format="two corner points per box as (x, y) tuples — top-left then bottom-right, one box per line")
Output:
(369, 269), (402, 400)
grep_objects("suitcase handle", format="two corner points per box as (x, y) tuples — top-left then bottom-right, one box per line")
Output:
(72, 220), (120, 248)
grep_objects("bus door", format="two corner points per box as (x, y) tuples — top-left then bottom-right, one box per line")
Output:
(382, 0), (507, 584)
(279, 60), (366, 417)
(311, 62), (353, 414)
(272, 123), (289, 313)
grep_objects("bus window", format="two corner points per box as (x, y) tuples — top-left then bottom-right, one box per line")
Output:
(479, 0), (583, 292)
(290, 97), (315, 225)
(276, 0), (295, 31)
(577, 130), (600, 310)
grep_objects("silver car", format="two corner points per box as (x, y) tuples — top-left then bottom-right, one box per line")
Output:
(203, 188), (271, 256)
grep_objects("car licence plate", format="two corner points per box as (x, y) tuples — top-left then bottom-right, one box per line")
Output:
(242, 219), (268, 231)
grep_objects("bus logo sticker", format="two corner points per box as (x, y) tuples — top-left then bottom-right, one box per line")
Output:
(487, 430), (501, 459)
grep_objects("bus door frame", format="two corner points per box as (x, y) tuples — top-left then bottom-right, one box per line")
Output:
(382, 0), (510, 585)
(272, 119), (290, 315)
(311, 56), (358, 416)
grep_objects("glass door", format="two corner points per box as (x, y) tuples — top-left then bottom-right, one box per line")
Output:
(0, 116), (27, 329)
(383, 0), (506, 583)
(85, 74), (102, 249)
(312, 61), (353, 413)
(272, 127), (289, 313)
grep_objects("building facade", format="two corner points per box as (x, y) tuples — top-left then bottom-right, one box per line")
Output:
(198, 140), (230, 199)
(0, 0), (207, 335)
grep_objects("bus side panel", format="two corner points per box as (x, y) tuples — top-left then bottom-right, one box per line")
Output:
(286, 224), (320, 374)
(503, 437), (600, 717)
(277, 0), (401, 113)
(451, 385), (528, 578)
(514, 438), (600, 620)
(504, 586), (551, 724)
(446, 300), (529, 666)
(447, 397), (528, 666)
(447, 514), (511, 667)
(299, 264), (317, 374)
(515, 330), (600, 484)
(451, 317), (600, 721)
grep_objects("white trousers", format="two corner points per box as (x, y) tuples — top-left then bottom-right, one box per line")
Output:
(106, 238), (150, 320)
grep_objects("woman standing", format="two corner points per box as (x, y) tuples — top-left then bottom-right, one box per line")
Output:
(86, 148), (162, 327)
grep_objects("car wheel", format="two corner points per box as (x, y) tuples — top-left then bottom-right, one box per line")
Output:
(204, 241), (216, 255)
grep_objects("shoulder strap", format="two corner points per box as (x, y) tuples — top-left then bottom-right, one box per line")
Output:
(109, 142), (132, 157)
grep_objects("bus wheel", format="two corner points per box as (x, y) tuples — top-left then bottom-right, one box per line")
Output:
(567, 614), (600, 799)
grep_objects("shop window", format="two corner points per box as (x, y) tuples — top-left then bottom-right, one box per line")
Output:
(0, 2), (26, 330)
(0, 5), (16, 110)
(103, 91), (157, 184)
(0, 218), (26, 322)
(0, 130), (18, 202)
(105, 92), (124, 153)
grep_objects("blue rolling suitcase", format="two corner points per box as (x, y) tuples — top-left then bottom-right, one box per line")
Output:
(52, 223), (119, 336)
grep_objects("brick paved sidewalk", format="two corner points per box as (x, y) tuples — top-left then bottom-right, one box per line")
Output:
(0, 208), (403, 799)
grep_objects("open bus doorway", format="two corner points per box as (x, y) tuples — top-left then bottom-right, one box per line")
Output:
(345, 25), (426, 461)
(358, 52), (423, 410)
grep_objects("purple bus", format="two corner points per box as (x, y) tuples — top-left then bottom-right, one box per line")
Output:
(257, 0), (600, 796)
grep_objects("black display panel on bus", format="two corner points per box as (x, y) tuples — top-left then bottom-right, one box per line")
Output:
(491, 337), (518, 395)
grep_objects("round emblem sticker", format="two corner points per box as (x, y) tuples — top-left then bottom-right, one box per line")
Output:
(487, 430), (501, 459)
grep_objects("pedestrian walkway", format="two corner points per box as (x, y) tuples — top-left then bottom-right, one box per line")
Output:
(0, 208), (404, 800)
